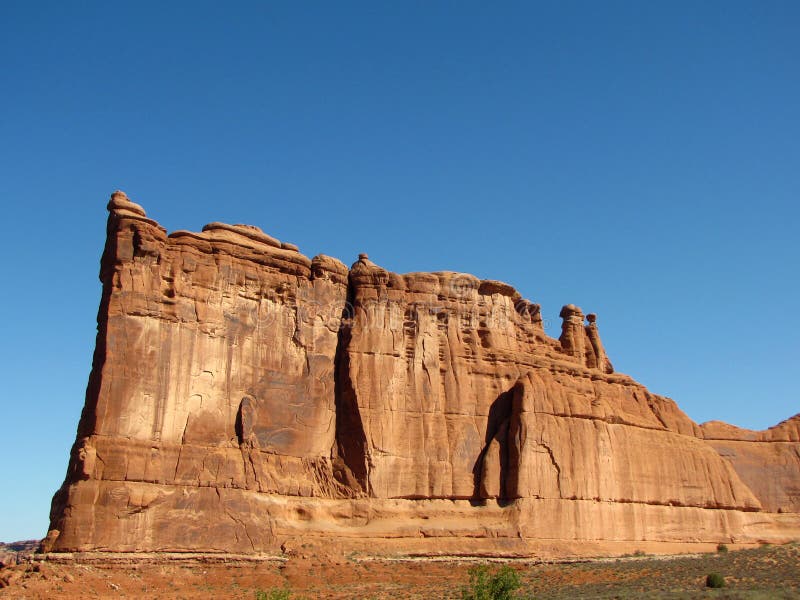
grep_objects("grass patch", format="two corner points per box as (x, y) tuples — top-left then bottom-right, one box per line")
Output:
(255, 588), (292, 600)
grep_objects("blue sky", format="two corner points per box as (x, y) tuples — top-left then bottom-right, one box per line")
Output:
(1, 1), (797, 541)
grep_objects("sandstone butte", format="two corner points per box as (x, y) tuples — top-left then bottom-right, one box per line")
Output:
(44, 191), (800, 559)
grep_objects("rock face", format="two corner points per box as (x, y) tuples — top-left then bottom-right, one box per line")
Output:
(46, 193), (800, 556)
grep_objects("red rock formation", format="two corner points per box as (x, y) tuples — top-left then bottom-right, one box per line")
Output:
(46, 193), (800, 556)
(700, 416), (800, 514)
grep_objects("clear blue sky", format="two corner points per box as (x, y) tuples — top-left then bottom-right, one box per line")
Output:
(1, 1), (797, 542)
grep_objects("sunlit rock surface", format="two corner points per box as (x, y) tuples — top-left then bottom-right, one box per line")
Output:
(46, 192), (800, 556)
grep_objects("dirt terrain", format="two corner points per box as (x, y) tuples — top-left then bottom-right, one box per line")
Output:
(1, 543), (798, 599)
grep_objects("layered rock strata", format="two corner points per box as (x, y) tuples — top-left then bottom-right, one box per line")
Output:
(46, 192), (800, 556)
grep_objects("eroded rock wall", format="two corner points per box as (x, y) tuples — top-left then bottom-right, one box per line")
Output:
(701, 416), (800, 514)
(50, 193), (353, 551)
(46, 193), (800, 555)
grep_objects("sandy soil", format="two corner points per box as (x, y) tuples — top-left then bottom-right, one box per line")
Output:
(1, 543), (799, 599)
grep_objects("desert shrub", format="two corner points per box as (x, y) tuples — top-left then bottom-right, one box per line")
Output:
(716, 543), (729, 553)
(255, 588), (291, 600)
(706, 573), (725, 588)
(461, 564), (521, 600)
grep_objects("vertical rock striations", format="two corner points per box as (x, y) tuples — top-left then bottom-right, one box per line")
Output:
(46, 193), (800, 556)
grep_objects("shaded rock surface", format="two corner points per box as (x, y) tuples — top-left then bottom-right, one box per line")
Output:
(46, 193), (800, 556)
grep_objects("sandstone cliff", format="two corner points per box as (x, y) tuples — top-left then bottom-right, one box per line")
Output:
(46, 192), (800, 556)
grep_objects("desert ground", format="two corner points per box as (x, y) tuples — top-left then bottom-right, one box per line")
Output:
(2, 543), (799, 599)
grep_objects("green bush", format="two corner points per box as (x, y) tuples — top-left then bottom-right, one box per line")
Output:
(461, 564), (521, 600)
(255, 588), (291, 600)
(716, 543), (728, 553)
(706, 573), (725, 588)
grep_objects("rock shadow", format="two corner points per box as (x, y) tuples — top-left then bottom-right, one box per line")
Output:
(332, 297), (369, 494)
(472, 388), (514, 504)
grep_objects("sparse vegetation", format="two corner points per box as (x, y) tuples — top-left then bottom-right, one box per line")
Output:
(4, 542), (800, 598)
(255, 588), (292, 600)
(706, 572), (726, 588)
(461, 564), (521, 600)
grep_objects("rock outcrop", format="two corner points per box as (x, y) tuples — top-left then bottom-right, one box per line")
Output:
(46, 192), (800, 556)
(0, 540), (38, 569)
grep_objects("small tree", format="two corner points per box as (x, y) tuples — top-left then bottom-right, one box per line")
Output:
(716, 543), (728, 553)
(706, 573), (725, 588)
(461, 564), (521, 600)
